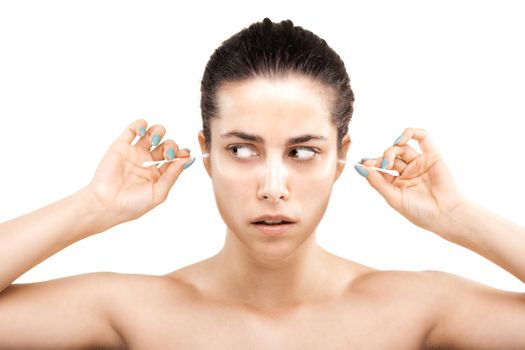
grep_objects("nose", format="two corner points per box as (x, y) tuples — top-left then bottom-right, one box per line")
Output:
(257, 156), (290, 203)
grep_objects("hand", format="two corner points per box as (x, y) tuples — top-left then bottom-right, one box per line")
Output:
(84, 119), (194, 227)
(356, 127), (467, 236)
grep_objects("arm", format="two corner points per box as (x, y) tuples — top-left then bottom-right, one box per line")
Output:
(0, 187), (110, 292)
(440, 198), (525, 284)
(0, 119), (191, 348)
(0, 272), (127, 349)
(356, 127), (525, 348)
(422, 269), (525, 349)
(358, 127), (525, 284)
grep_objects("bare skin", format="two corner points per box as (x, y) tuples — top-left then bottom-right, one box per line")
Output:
(1, 78), (525, 349)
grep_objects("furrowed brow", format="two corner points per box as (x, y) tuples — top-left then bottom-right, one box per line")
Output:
(285, 134), (327, 146)
(220, 131), (327, 146)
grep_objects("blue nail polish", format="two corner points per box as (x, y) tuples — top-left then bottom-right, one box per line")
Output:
(182, 157), (196, 170)
(393, 135), (402, 146)
(354, 164), (369, 177)
(381, 159), (388, 169)
(167, 149), (175, 160)
(139, 127), (146, 137)
(360, 157), (375, 163)
(151, 134), (161, 147)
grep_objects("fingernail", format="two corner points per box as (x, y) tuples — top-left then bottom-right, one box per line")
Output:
(139, 127), (146, 137)
(360, 157), (375, 163)
(354, 164), (369, 178)
(393, 135), (402, 146)
(181, 147), (191, 153)
(151, 134), (161, 147)
(381, 158), (388, 169)
(167, 149), (175, 160)
(182, 157), (196, 170)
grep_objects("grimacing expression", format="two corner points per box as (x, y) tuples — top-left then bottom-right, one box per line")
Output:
(198, 76), (350, 258)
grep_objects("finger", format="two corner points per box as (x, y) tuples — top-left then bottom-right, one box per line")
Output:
(157, 147), (192, 174)
(360, 156), (407, 183)
(135, 124), (167, 151)
(394, 127), (439, 155)
(379, 144), (421, 176)
(153, 157), (194, 204)
(118, 119), (148, 144)
(392, 157), (409, 175)
(151, 139), (180, 162)
(356, 163), (401, 208)
(385, 144), (421, 165)
(359, 157), (379, 167)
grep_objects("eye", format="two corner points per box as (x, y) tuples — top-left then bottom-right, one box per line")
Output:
(289, 146), (319, 161)
(227, 144), (258, 159)
(226, 145), (319, 161)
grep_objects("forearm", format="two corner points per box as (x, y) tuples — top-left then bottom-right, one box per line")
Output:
(0, 186), (112, 292)
(441, 198), (525, 284)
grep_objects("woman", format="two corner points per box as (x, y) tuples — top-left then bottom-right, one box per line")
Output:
(0, 18), (524, 349)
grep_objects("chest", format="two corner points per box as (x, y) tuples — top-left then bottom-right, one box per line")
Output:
(121, 298), (429, 349)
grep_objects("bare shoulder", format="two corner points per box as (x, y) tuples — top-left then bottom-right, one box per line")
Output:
(362, 268), (522, 305)
(347, 268), (480, 309)
(416, 270), (525, 349)
(349, 266), (471, 291)
(351, 269), (525, 349)
(344, 268), (449, 344)
(99, 270), (199, 313)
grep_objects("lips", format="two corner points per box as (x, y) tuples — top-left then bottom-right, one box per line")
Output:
(251, 214), (296, 225)
(251, 214), (296, 236)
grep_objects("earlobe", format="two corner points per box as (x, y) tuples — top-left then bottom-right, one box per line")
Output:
(198, 130), (212, 177)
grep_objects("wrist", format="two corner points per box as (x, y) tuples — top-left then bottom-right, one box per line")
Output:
(437, 196), (478, 245)
(74, 186), (117, 235)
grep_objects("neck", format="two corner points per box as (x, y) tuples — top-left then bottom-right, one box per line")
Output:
(210, 226), (336, 311)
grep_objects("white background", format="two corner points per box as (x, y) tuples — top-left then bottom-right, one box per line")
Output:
(1, 0), (524, 292)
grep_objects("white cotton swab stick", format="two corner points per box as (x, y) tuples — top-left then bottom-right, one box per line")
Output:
(142, 153), (209, 168)
(338, 160), (399, 176)
(361, 165), (399, 177)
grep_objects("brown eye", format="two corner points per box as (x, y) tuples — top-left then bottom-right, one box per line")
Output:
(289, 147), (319, 161)
(227, 145), (257, 159)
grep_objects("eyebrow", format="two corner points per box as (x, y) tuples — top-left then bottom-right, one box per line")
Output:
(220, 131), (327, 146)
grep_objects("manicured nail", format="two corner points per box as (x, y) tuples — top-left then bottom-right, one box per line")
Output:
(381, 158), (388, 169)
(139, 126), (146, 137)
(151, 134), (161, 147)
(354, 164), (369, 178)
(393, 135), (402, 146)
(181, 147), (191, 153)
(182, 157), (196, 170)
(167, 148), (175, 160)
(360, 157), (375, 163)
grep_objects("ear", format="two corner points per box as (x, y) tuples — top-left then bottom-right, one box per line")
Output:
(334, 133), (351, 182)
(198, 130), (212, 177)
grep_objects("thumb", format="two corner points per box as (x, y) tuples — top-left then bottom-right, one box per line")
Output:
(153, 157), (194, 203)
(355, 163), (400, 207)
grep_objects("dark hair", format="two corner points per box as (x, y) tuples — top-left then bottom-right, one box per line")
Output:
(200, 18), (354, 154)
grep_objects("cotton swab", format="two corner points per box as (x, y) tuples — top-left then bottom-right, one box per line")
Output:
(360, 165), (399, 177)
(142, 155), (399, 176)
(142, 153), (209, 168)
(338, 160), (399, 176)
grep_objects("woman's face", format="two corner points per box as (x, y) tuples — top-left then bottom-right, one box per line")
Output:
(198, 76), (350, 260)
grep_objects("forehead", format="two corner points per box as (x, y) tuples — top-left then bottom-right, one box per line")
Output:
(214, 76), (335, 129)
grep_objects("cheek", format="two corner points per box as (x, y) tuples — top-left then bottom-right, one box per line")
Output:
(210, 158), (253, 223)
(294, 176), (334, 219)
(291, 159), (336, 223)
(211, 156), (253, 195)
